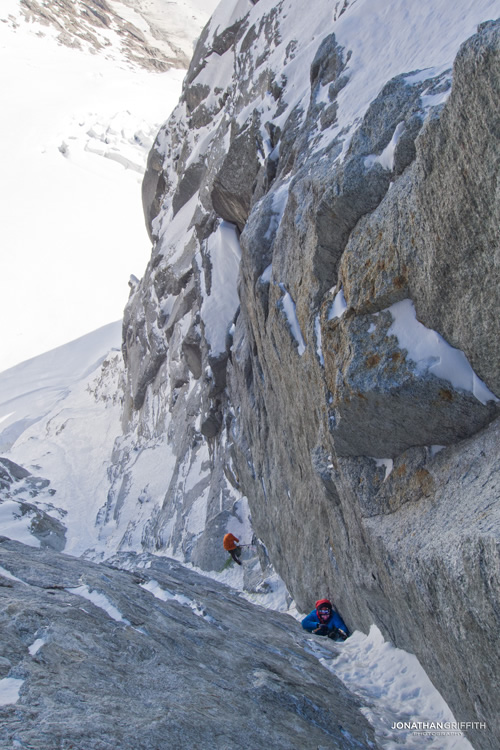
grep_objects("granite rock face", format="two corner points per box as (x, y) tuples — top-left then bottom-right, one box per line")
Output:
(0, 538), (375, 749)
(323, 306), (498, 457)
(123, 4), (500, 747)
(339, 19), (500, 394)
(228, 20), (500, 749)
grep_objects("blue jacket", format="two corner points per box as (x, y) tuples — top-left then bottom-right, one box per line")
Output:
(301, 608), (348, 637)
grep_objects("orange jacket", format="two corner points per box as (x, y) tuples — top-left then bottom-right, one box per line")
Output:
(223, 533), (240, 551)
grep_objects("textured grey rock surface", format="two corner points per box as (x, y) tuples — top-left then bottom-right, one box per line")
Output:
(0, 538), (375, 749)
(227, 21), (500, 749)
(323, 309), (498, 457)
(124, 4), (500, 748)
(339, 19), (500, 393)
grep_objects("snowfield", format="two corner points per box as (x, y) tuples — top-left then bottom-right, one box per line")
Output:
(0, 0), (218, 372)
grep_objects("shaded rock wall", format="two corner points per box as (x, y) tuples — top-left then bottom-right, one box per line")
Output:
(109, 2), (279, 578)
(125, 3), (500, 746)
(227, 20), (500, 749)
(227, 20), (500, 750)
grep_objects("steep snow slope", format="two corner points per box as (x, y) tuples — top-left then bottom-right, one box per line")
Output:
(0, 322), (122, 451)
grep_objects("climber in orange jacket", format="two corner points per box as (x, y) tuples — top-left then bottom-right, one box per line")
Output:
(223, 532), (242, 565)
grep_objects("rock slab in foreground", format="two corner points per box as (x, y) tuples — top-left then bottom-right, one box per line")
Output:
(0, 539), (374, 750)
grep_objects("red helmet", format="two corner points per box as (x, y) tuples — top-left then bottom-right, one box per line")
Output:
(315, 598), (333, 610)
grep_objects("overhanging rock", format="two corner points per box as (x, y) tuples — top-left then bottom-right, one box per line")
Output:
(323, 308), (499, 457)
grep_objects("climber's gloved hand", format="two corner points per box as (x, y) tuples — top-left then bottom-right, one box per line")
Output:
(313, 625), (328, 635)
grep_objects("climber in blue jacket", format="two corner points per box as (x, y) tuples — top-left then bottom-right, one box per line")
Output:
(302, 598), (349, 640)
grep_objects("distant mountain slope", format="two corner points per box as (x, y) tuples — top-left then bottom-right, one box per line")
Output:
(0, 0), (218, 372)
(0, 324), (124, 555)
(15, 0), (216, 70)
(0, 321), (122, 453)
